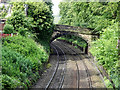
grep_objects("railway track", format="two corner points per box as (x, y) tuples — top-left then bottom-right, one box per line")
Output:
(55, 40), (106, 88)
(60, 40), (106, 88)
(32, 40), (106, 89)
(45, 42), (67, 89)
(53, 41), (80, 89)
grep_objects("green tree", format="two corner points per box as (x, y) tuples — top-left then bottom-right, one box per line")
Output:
(6, 10), (33, 36)
(59, 2), (118, 33)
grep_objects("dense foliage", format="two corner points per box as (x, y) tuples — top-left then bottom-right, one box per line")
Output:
(27, 2), (54, 40)
(2, 35), (49, 88)
(58, 35), (87, 48)
(2, 35), (48, 63)
(0, 5), (9, 19)
(1, 1), (54, 89)
(6, 9), (33, 36)
(10, 2), (54, 41)
(3, 24), (14, 34)
(59, 2), (118, 33)
(90, 23), (119, 88)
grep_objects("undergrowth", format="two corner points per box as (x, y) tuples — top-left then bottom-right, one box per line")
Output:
(90, 23), (120, 88)
(58, 35), (87, 49)
(2, 35), (49, 88)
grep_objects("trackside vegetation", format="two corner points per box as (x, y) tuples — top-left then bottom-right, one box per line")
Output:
(90, 23), (119, 88)
(58, 35), (87, 48)
(2, 36), (49, 88)
(59, 1), (119, 88)
(1, 1), (54, 89)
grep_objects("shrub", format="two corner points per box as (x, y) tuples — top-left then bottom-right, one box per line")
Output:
(2, 35), (49, 88)
(90, 23), (119, 88)
(11, 2), (54, 41)
(26, 2), (54, 40)
(2, 74), (22, 88)
(3, 24), (14, 34)
(2, 47), (34, 88)
(2, 35), (48, 63)
(6, 10), (34, 36)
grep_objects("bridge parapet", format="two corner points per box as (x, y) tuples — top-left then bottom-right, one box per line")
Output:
(54, 24), (97, 35)
(52, 24), (99, 43)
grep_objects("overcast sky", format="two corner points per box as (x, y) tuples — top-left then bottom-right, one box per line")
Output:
(52, 0), (62, 16)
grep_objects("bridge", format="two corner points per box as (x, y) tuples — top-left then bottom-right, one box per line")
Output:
(51, 24), (99, 54)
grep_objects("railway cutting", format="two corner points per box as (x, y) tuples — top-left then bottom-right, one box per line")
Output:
(31, 40), (106, 89)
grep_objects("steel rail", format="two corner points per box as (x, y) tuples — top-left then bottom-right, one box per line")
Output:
(52, 42), (67, 89)
(60, 40), (106, 88)
(56, 40), (93, 88)
(45, 42), (67, 89)
(55, 41), (80, 89)
(85, 54), (107, 87)
(45, 44), (59, 90)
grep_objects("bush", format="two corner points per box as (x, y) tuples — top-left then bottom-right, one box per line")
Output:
(3, 24), (14, 34)
(2, 47), (34, 88)
(90, 23), (119, 88)
(6, 10), (34, 36)
(11, 2), (54, 41)
(2, 74), (22, 88)
(2, 35), (49, 88)
(27, 2), (54, 40)
(2, 35), (48, 63)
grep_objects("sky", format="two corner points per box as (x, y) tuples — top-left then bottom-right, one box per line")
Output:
(52, 0), (62, 16)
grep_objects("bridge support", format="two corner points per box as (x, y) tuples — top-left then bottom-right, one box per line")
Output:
(85, 43), (88, 54)
(52, 24), (99, 55)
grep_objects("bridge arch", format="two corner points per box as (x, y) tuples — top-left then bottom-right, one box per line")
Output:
(51, 24), (99, 54)
(51, 31), (89, 54)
